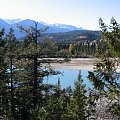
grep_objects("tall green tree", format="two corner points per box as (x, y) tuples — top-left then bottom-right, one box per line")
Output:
(16, 22), (62, 119)
(0, 28), (8, 119)
(88, 18), (120, 119)
(63, 71), (87, 120)
(17, 22), (49, 108)
(5, 27), (19, 119)
(99, 17), (120, 57)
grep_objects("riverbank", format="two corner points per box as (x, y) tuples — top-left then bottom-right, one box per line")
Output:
(49, 58), (98, 71)
(43, 58), (120, 72)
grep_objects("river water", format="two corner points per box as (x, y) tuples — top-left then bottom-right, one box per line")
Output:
(43, 68), (93, 89)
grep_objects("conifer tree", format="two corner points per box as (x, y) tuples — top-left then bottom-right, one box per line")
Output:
(5, 27), (18, 119)
(63, 71), (87, 120)
(0, 28), (7, 119)
(88, 18), (120, 119)
(16, 21), (62, 119)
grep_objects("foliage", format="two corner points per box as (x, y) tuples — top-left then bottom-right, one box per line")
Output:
(88, 18), (120, 119)
(34, 71), (87, 120)
(1, 18), (120, 120)
(99, 17), (120, 57)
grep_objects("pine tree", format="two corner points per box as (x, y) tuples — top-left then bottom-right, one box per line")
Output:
(0, 28), (8, 119)
(88, 18), (120, 119)
(16, 21), (62, 119)
(63, 71), (87, 120)
(4, 27), (19, 119)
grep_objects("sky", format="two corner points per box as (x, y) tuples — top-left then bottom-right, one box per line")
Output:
(0, 0), (120, 30)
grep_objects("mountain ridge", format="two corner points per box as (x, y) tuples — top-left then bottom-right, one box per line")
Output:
(40, 30), (101, 42)
(0, 18), (84, 38)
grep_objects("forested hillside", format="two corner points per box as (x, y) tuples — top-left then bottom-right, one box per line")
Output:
(37, 30), (101, 43)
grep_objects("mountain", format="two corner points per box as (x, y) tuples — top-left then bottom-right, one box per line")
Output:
(50, 23), (83, 30)
(40, 30), (102, 43)
(13, 19), (83, 34)
(0, 19), (101, 42)
(4, 19), (22, 24)
(47, 23), (83, 33)
(0, 18), (84, 38)
(11, 19), (46, 38)
(13, 19), (45, 28)
(0, 19), (11, 33)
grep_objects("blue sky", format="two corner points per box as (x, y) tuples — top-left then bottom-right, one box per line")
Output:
(0, 0), (120, 30)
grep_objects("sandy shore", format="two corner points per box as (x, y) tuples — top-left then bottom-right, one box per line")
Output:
(49, 58), (98, 71)
(43, 58), (120, 72)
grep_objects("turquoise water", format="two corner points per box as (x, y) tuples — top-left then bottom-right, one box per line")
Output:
(43, 69), (93, 89)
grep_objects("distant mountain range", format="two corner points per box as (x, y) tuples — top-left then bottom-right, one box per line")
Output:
(0, 19), (83, 38)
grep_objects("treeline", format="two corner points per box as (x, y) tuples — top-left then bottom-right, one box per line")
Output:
(0, 18), (120, 120)
(40, 30), (101, 42)
(40, 30), (103, 58)
(56, 39), (108, 58)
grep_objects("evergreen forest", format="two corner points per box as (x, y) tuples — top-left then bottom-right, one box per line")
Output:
(0, 18), (120, 120)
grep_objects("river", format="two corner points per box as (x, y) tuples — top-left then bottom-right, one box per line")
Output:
(43, 68), (93, 89)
